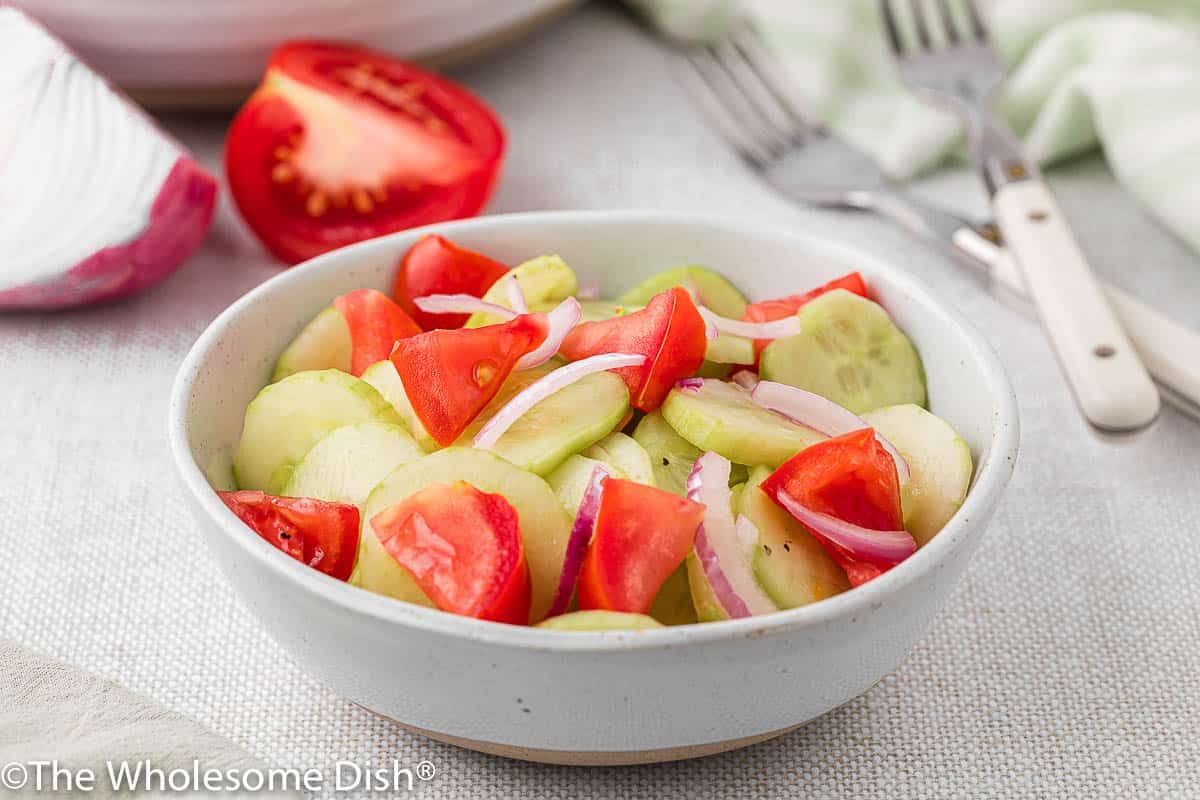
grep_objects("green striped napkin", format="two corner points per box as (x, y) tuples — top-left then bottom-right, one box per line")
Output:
(631, 0), (1200, 253)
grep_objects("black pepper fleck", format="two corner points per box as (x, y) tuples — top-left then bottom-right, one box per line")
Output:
(762, 544), (772, 556)
(661, 457), (670, 466)
(783, 542), (791, 552)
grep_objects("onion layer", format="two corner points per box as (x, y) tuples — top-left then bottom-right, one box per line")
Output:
(515, 297), (581, 371)
(731, 370), (759, 391)
(699, 307), (801, 340)
(474, 353), (646, 450)
(774, 492), (916, 566)
(547, 464), (609, 618)
(414, 294), (518, 321)
(504, 275), (529, 314)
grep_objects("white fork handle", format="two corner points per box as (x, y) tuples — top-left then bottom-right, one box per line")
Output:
(992, 180), (1160, 431)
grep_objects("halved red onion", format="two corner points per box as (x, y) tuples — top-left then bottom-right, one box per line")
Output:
(547, 464), (609, 617)
(515, 297), (581, 371)
(731, 370), (759, 391)
(751, 380), (910, 483)
(699, 307), (801, 340)
(773, 492), (915, 566)
(474, 353), (647, 450)
(414, 293), (518, 320)
(686, 452), (778, 619)
(504, 275), (529, 314)
(577, 284), (601, 300)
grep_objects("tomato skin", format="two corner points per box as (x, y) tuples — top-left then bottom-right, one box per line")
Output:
(394, 235), (509, 330)
(576, 479), (705, 614)
(761, 428), (902, 587)
(371, 481), (530, 624)
(560, 287), (707, 412)
(742, 272), (869, 362)
(218, 491), (359, 581)
(225, 41), (505, 265)
(332, 289), (421, 376)
(389, 315), (547, 446)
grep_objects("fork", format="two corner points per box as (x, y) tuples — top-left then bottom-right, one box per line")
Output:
(878, 0), (1159, 433)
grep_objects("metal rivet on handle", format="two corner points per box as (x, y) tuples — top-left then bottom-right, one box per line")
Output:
(1094, 345), (1116, 358)
(1029, 210), (1049, 222)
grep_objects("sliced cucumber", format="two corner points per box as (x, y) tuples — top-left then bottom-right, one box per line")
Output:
(579, 300), (637, 322)
(760, 289), (926, 414)
(461, 368), (629, 476)
(546, 454), (619, 516)
(232, 370), (402, 494)
(686, 552), (727, 622)
(863, 404), (973, 546)
(359, 360), (438, 452)
(283, 422), (423, 507)
(744, 466), (849, 609)
(705, 332), (755, 365)
(617, 266), (747, 318)
(537, 610), (663, 631)
(582, 432), (655, 486)
(660, 379), (825, 468)
(632, 410), (703, 497)
(648, 563), (698, 626)
(271, 306), (351, 383)
(465, 255), (579, 328)
(361, 447), (572, 622)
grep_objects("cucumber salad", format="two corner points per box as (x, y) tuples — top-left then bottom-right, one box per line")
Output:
(218, 234), (974, 631)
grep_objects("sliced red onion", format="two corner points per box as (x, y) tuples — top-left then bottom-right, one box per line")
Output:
(731, 370), (760, 391)
(675, 377), (705, 392)
(515, 297), (581, 371)
(701, 309), (719, 340)
(774, 492), (915, 566)
(699, 307), (801, 340)
(504, 275), (529, 314)
(686, 452), (778, 619)
(577, 284), (600, 300)
(547, 464), (609, 617)
(751, 380), (910, 484)
(413, 293), (518, 320)
(474, 353), (647, 450)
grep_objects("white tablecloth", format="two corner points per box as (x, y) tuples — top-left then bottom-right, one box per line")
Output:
(3, 5), (1198, 798)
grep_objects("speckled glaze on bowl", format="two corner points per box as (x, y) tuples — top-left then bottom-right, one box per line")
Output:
(168, 211), (1018, 764)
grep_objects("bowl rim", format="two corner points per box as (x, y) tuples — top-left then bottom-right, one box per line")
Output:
(168, 209), (1019, 653)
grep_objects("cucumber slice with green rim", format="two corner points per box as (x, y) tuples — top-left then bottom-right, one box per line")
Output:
(465, 255), (579, 328)
(617, 266), (747, 318)
(537, 610), (663, 631)
(632, 410), (703, 497)
(705, 332), (755, 365)
(686, 552), (728, 622)
(361, 447), (573, 622)
(660, 379), (825, 468)
(359, 360), (438, 452)
(546, 454), (621, 516)
(462, 368), (629, 476)
(760, 289), (926, 414)
(283, 422), (423, 506)
(271, 306), (351, 383)
(648, 562), (698, 626)
(863, 404), (973, 547)
(232, 370), (402, 494)
(579, 300), (637, 322)
(582, 432), (655, 486)
(744, 466), (849, 609)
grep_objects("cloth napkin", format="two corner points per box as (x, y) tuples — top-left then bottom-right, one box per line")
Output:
(0, 641), (298, 799)
(631, 0), (1200, 253)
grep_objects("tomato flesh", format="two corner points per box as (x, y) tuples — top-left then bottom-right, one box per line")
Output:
(332, 288), (421, 376)
(389, 315), (547, 446)
(577, 479), (705, 614)
(225, 41), (505, 264)
(760, 428), (903, 587)
(371, 481), (530, 624)
(742, 272), (869, 362)
(218, 491), (359, 581)
(394, 235), (509, 330)
(560, 287), (707, 412)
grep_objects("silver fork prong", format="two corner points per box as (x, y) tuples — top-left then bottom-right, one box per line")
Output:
(879, 0), (906, 55)
(909, 0), (934, 50)
(936, 0), (960, 44)
(731, 25), (818, 135)
(709, 36), (805, 153)
(963, 0), (989, 42)
(676, 49), (773, 167)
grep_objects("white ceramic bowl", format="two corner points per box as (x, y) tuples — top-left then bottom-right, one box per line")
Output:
(169, 211), (1019, 764)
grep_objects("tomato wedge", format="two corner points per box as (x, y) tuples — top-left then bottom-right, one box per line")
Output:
(742, 272), (869, 361)
(394, 235), (509, 330)
(371, 482), (530, 624)
(760, 428), (903, 587)
(390, 315), (546, 446)
(218, 491), (359, 581)
(225, 41), (505, 264)
(577, 479), (705, 614)
(332, 288), (421, 376)
(560, 287), (706, 412)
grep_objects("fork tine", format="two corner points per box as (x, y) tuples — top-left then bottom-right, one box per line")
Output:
(935, 0), (960, 44)
(878, 0), (905, 55)
(731, 25), (817, 134)
(709, 36), (805, 152)
(963, 0), (989, 42)
(674, 48), (773, 167)
(908, 0), (933, 50)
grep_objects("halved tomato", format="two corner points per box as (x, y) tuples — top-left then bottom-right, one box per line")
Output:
(559, 287), (707, 412)
(226, 41), (505, 264)
(372, 481), (530, 624)
(742, 272), (869, 361)
(333, 288), (421, 376)
(394, 234), (510, 330)
(218, 491), (359, 581)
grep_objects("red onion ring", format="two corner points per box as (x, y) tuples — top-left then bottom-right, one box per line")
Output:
(547, 464), (609, 618)
(773, 491), (916, 566)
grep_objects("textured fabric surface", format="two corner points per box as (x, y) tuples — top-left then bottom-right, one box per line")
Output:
(631, 0), (1200, 253)
(1, 5), (1199, 798)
